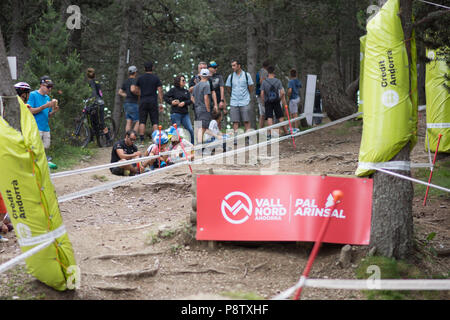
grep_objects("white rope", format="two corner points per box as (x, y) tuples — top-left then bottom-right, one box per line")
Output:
(0, 240), (53, 274)
(57, 160), (189, 203)
(56, 113), (361, 203)
(416, 0), (450, 10)
(358, 161), (412, 171)
(272, 278), (450, 299)
(370, 166), (450, 193)
(50, 115), (306, 179)
(17, 225), (67, 247)
(427, 123), (450, 128)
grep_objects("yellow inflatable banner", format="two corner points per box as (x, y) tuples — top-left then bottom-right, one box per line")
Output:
(358, 35), (366, 118)
(0, 97), (77, 291)
(356, 0), (417, 176)
(425, 48), (450, 153)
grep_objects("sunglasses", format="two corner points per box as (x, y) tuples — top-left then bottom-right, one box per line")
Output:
(46, 85), (53, 89)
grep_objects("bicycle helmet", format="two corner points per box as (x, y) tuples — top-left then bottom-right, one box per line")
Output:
(152, 131), (169, 145)
(165, 126), (178, 139)
(14, 82), (31, 95)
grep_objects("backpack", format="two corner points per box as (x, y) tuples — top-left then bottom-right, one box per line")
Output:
(255, 71), (261, 95)
(267, 80), (280, 103)
(230, 70), (249, 95)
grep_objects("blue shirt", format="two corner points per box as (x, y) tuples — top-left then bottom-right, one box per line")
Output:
(288, 79), (302, 100)
(27, 90), (52, 132)
(225, 71), (254, 106)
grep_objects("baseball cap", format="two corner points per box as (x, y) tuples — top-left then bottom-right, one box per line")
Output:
(128, 65), (137, 73)
(200, 68), (210, 77)
(40, 76), (54, 86)
(208, 61), (218, 68)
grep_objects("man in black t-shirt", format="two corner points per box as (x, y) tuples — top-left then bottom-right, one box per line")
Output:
(131, 61), (164, 145)
(208, 61), (226, 128)
(110, 130), (142, 176)
(118, 66), (139, 132)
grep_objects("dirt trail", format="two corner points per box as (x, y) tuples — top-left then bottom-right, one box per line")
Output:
(1, 111), (449, 300)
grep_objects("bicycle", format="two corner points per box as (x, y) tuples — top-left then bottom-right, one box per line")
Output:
(70, 97), (116, 148)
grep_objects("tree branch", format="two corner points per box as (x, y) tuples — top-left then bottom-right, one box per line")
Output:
(413, 10), (450, 27)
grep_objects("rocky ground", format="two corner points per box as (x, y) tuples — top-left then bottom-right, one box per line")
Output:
(0, 111), (448, 302)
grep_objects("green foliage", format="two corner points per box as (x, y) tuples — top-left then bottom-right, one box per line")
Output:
(221, 291), (265, 300)
(48, 141), (95, 171)
(356, 256), (447, 300)
(22, 2), (91, 134)
(413, 160), (450, 199)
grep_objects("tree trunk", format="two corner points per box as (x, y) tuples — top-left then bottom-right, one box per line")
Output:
(370, 0), (414, 260)
(320, 61), (357, 120)
(247, 8), (257, 130)
(370, 144), (414, 259)
(129, 0), (144, 69)
(0, 26), (21, 132)
(8, 4), (28, 79)
(112, 0), (129, 135)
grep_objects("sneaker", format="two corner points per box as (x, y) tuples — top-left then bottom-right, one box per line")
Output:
(0, 235), (8, 242)
(48, 161), (58, 169)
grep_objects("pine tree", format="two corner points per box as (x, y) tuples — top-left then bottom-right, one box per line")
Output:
(22, 1), (90, 142)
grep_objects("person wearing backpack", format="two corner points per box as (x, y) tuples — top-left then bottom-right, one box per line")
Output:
(260, 65), (288, 135)
(225, 59), (254, 133)
(256, 61), (269, 129)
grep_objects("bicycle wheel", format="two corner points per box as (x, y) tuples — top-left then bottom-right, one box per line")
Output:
(70, 120), (91, 148)
(97, 116), (116, 147)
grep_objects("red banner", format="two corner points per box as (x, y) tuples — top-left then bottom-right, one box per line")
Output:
(196, 175), (373, 245)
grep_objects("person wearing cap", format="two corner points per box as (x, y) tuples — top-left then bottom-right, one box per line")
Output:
(27, 76), (60, 167)
(208, 61), (226, 128)
(131, 61), (164, 146)
(118, 66), (139, 132)
(225, 60), (254, 133)
(163, 75), (195, 144)
(192, 68), (212, 144)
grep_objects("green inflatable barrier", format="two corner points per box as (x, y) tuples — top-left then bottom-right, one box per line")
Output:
(425, 48), (450, 153)
(356, 0), (417, 176)
(358, 35), (366, 118)
(0, 97), (77, 291)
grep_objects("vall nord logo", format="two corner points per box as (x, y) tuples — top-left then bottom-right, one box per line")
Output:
(221, 191), (252, 224)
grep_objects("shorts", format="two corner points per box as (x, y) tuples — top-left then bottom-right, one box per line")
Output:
(289, 97), (300, 114)
(39, 131), (51, 149)
(256, 95), (265, 116)
(196, 110), (212, 129)
(265, 101), (284, 120)
(139, 102), (159, 126)
(124, 102), (139, 122)
(110, 162), (137, 176)
(230, 104), (250, 123)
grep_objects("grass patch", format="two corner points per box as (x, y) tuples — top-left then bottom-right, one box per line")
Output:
(221, 291), (265, 300)
(413, 160), (450, 199)
(47, 142), (97, 172)
(0, 265), (46, 300)
(356, 256), (448, 300)
(92, 174), (108, 182)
